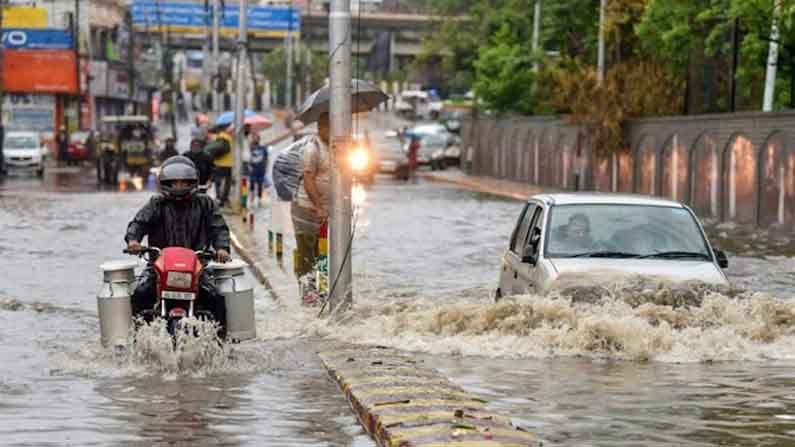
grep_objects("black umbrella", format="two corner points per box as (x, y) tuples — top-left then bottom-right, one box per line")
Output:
(297, 79), (389, 124)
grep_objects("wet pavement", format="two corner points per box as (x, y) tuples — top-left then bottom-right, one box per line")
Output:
(3, 112), (795, 446)
(0, 169), (372, 447)
(243, 166), (795, 445)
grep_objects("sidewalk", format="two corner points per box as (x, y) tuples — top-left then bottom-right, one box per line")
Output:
(419, 169), (545, 202)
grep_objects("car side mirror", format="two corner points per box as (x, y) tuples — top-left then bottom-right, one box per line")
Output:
(715, 249), (729, 269)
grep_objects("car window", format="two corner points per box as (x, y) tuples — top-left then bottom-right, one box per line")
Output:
(510, 203), (537, 253)
(526, 207), (545, 257)
(4, 135), (38, 149)
(545, 204), (710, 257)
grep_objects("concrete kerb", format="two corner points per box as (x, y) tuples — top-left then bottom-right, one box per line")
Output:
(418, 172), (533, 202)
(320, 347), (541, 447)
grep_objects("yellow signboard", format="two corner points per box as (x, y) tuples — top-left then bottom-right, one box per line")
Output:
(2, 7), (48, 28)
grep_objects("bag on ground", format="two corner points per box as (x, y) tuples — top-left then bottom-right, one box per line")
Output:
(272, 136), (312, 202)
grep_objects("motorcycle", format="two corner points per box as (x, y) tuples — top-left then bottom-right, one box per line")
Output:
(124, 246), (221, 336)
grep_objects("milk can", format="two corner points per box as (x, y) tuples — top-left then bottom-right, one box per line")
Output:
(211, 260), (256, 342)
(97, 260), (138, 347)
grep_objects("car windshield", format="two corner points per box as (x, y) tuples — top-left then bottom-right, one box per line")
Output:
(4, 135), (38, 149)
(545, 204), (710, 259)
(420, 133), (448, 147)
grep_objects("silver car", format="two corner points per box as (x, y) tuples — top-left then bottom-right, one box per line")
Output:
(496, 193), (730, 299)
(3, 130), (47, 177)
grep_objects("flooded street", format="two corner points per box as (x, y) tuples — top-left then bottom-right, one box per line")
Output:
(3, 160), (795, 446)
(266, 171), (795, 446)
(0, 169), (371, 447)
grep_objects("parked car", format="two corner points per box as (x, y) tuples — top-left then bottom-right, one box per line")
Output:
(2, 130), (46, 177)
(496, 193), (730, 300)
(376, 131), (410, 180)
(68, 131), (92, 162)
(395, 90), (444, 121)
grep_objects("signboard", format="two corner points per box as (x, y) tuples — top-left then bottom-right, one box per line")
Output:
(3, 94), (56, 132)
(107, 68), (130, 99)
(1, 7), (48, 28)
(89, 61), (108, 96)
(131, 1), (301, 37)
(3, 93), (56, 109)
(1, 29), (73, 50)
(2, 51), (78, 94)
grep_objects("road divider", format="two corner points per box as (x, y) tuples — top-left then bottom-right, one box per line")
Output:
(319, 347), (540, 447)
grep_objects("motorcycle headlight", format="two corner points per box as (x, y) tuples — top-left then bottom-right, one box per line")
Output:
(166, 271), (193, 289)
(349, 147), (369, 173)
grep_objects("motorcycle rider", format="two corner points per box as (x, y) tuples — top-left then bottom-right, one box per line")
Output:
(125, 155), (231, 337)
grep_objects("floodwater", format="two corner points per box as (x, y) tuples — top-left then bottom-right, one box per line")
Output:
(3, 145), (795, 446)
(0, 168), (372, 447)
(262, 175), (795, 446)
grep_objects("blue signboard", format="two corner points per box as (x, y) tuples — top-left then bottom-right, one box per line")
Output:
(1, 29), (73, 50)
(131, 1), (301, 36)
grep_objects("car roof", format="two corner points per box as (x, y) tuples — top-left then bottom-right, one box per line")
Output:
(411, 124), (447, 134)
(531, 193), (685, 208)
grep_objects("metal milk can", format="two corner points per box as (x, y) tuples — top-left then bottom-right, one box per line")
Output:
(211, 260), (256, 342)
(97, 260), (137, 347)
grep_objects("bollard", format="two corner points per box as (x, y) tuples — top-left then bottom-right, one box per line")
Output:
(268, 229), (274, 253)
(248, 212), (254, 231)
(240, 178), (249, 222)
(275, 233), (283, 260)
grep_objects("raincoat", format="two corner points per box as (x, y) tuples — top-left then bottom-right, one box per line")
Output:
(124, 194), (230, 251)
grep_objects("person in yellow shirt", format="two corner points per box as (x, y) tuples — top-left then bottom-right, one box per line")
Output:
(207, 125), (234, 207)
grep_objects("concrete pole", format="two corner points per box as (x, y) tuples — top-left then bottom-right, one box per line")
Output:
(763, 0), (781, 112)
(232, 0), (249, 210)
(328, 0), (353, 312)
(285, 11), (294, 110)
(531, 0), (541, 73)
(212, 0), (221, 115)
(597, 0), (606, 83)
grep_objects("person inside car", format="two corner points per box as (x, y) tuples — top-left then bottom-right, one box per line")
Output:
(124, 155), (230, 337)
(553, 213), (598, 253)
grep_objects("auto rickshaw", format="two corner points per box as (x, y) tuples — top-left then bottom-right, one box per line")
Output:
(99, 115), (155, 181)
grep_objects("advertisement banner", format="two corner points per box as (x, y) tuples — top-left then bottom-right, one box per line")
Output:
(2, 50), (78, 94)
(107, 68), (130, 99)
(89, 61), (109, 96)
(1, 29), (73, 50)
(131, 1), (301, 37)
(1, 7), (48, 28)
(3, 93), (56, 132)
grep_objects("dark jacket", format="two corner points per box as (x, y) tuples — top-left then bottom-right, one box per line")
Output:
(185, 144), (213, 185)
(125, 194), (230, 251)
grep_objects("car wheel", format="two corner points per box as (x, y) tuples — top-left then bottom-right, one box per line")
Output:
(430, 111), (440, 120)
(37, 168), (44, 178)
(439, 160), (447, 170)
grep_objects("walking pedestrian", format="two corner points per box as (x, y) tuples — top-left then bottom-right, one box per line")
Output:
(248, 132), (270, 206)
(209, 125), (234, 207)
(56, 126), (69, 167)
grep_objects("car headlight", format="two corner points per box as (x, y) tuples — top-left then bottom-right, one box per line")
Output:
(166, 271), (193, 289)
(349, 147), (369, 173)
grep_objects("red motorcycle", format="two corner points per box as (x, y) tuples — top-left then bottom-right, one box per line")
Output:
(125, 246), (221, 335)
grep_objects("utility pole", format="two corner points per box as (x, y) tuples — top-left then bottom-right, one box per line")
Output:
(763, 0), (781, 112)
(74, 0), (81, 128)
(285, 1), (294, 110)
(212, 0), (221, 115)
(232, 0), (248, 210)
(531, 0), (540, 73)
(597, 0), (606, 83)
(328, 0), (353, 312)
(305, 0), (312, 97)
(0, 0), (5, 176)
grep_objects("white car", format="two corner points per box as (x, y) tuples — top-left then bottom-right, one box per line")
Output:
(496, 193), (730, 299)
(395, 90), (444, 120)
(3, 131), (46, 177)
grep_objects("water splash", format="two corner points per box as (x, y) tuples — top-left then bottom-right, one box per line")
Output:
(260, 279), (795, 363)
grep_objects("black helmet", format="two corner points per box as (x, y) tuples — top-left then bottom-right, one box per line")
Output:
(159, 155), (198, 200)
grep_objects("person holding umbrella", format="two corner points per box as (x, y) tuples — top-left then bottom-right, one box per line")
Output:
(287, 79), (388, 284)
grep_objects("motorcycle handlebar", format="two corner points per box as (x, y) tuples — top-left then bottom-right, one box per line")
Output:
(123, 247), (221, 262)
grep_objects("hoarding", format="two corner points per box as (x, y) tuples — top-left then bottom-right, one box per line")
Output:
(131, 1), (301, 37)
(1, 29), (73, 50)
(2, 50), (79, 94)
(1, 7), (48, 28)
